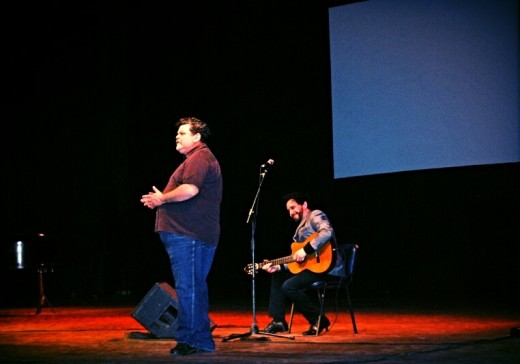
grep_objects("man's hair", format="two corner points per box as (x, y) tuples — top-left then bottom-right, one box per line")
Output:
(177, 117), (211, 142)
(282, 191), (310, 205)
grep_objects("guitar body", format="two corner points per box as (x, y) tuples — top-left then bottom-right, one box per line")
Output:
(286, 239), (334, 274)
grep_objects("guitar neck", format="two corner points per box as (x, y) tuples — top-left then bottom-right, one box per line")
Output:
(263, 255), (294, 268)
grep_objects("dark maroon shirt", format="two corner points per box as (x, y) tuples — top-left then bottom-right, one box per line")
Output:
(154, 143), (222, 245)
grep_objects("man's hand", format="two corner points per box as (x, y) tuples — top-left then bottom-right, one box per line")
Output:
(140, 186), (163, 209)
(261, 260), (281, 273)
(293, 248), (306, 263)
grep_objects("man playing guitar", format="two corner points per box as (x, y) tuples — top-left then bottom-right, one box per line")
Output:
(261, 192), (344, 336)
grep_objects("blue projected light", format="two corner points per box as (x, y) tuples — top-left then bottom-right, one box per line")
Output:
(329, 0), (519, 178)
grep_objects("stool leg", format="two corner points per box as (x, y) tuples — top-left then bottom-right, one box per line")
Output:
(345, 286), (358, 334)
(288, 303), (295, 333)
(315, 287), (327, 336)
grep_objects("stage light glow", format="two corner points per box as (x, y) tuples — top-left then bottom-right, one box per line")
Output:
(16, 241), (24, 269)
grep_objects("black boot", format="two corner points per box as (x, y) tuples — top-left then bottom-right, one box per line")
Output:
(302, 315), (330, 336)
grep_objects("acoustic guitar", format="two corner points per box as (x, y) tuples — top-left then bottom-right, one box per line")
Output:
(244, 232), (334, 275)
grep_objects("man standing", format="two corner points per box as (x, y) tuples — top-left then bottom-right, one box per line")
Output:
(261, 192), (343, 336)
(141, 117), (222, 355)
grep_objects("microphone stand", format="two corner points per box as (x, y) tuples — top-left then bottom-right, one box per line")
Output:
(222, 163), (294, 342)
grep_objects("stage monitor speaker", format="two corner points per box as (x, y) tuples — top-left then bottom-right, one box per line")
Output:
(131, 282), (179, 338)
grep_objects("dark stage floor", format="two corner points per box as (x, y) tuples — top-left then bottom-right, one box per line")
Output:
(0, 298), (519, 363)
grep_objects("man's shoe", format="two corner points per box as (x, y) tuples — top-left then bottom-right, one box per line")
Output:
(263, 320), (289, 334)
(170, 343), (206, 356)
(302, 316), (330, 336)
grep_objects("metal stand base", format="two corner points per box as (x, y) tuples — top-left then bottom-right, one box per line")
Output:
(36, 264), (55, 314)
(222, 324), (294, 342)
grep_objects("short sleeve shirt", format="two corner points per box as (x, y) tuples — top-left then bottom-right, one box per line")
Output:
(155, 144), (222, 245)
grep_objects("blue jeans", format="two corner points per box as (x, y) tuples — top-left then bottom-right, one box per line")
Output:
(159, 232), (217, 352)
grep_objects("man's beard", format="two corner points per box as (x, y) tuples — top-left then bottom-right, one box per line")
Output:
(292, 211), (302, 222)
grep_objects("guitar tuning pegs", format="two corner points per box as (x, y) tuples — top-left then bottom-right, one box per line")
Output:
(243, 263), (255, 275)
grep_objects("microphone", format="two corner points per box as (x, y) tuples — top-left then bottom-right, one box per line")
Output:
(261, 159), (275, 168)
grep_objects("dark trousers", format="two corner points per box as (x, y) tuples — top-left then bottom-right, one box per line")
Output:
(268, 269), (335, 325)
